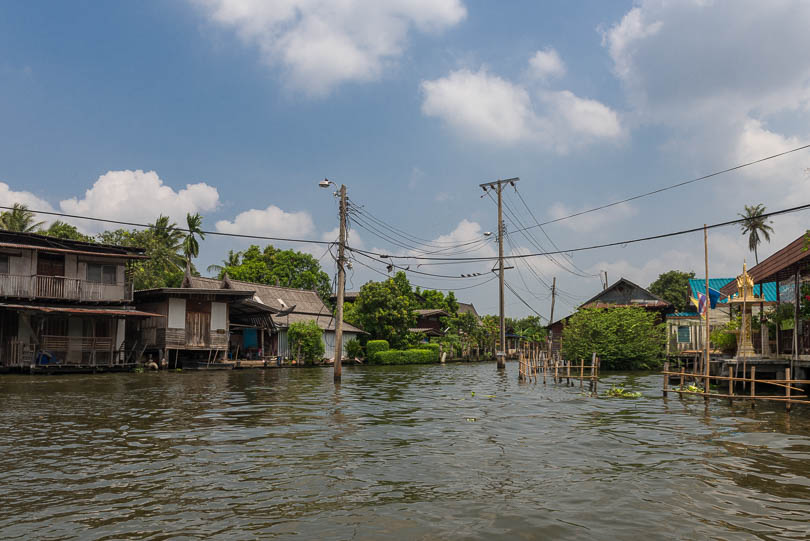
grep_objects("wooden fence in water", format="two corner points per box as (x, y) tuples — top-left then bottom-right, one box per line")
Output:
(519, 352), (601, 394)
(661, 361), (810, 412)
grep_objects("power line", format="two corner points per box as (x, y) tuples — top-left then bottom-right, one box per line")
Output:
(1, 205), (335, 245)
(503, 279), (547, 321)
(356, 201), (810, 261)
(512, 143), (810, 232)
(349, 253), (497, 291)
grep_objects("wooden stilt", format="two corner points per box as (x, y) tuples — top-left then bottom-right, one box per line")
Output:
(750, 365), (756, 408)
(786, 367), (792, 413)
(579, 359), (584, 389)
(663, 361), (669, 396)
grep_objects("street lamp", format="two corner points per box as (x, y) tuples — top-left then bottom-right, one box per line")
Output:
(319, 178), (347, 383)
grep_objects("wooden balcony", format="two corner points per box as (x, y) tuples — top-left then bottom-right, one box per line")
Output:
(0, 274), (133, 302)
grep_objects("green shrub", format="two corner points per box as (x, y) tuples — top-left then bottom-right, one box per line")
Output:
(366, 340), (389, 362)
(411, 342), (440, 362)
(710, 318), (739, 355)
(288, 320), (325, 363)
(345, 339), (364, 360)
(374, 348), (435, 365)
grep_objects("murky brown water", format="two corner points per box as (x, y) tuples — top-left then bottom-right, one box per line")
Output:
(1, 363), (810, 540)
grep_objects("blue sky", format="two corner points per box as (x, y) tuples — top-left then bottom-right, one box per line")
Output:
(2, 0), (810, 319)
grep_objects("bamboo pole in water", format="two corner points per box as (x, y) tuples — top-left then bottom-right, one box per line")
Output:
(580, 360), (584, 389)
(786, 367), (792, 412)
(750, 365), (756, 408)
(663, 361), (669, 396)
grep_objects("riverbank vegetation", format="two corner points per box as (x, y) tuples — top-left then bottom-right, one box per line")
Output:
(562, 307), (665, 370)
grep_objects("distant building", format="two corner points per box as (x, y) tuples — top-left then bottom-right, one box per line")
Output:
(410, 308), (450, 338)
(184, 275), (364, 360)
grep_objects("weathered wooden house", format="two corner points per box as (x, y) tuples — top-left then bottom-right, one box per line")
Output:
(410, 308), (450, 338)
(132, 287), (272, 368)
(0, 230), (157, 372)
(184, 275), (364, 360)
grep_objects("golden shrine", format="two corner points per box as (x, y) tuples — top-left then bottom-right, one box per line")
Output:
(727, 262), (761, 358)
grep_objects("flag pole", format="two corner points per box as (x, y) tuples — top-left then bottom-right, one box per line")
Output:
(704, 225), (710, 401)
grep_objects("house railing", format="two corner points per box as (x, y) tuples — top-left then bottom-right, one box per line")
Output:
(0, 274), (133, 302)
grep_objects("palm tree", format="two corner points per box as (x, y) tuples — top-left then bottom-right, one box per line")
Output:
(152, 215), (184, 249)
(0, 203), (44, 232)
(182, 213), (205, 274)
(739, 204), (774, 264)
(206, 249), (241, 276)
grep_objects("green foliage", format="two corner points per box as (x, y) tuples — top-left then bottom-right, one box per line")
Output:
(344, 272), (417, 348)
(0, 203), (44, 232)
(648, 270), (695, 313)
(41, 220), (95, 242)
(366, 340), (390, 361)
(288, 320), (325, 363)
(409, 342), (440, 362)
(710, 318), (739, 355)
(345, 339), (364, 360)
(415, 288), (459, 314)
(373, 348), (435, 365)
(183, 212), (205, 274)
(562, 307), (665, 370)
(739, 204), (774, 264)
(221, 245), (331, 303)
(605, 386), (642, 398)
(507, 315), (547, 342)
(98, 222), (185, 290)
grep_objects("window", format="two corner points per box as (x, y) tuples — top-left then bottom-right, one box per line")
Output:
(677, 325), (691, 343)
(0, 255), (8, 274)
(87, 263), (117, 284)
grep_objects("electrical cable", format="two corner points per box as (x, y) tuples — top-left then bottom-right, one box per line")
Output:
(511, 143), (810, 232)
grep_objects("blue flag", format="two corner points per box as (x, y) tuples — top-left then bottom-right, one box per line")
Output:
(707, 287), (722, 309)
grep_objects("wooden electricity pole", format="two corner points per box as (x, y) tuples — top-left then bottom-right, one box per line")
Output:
(704, 225), (710, 399)
(549, 277), (557, 326)
(333, 183), (347, 382)
(480, 177), (519, 370)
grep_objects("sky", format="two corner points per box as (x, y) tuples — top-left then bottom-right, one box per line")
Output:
(2, 0), (810, 321)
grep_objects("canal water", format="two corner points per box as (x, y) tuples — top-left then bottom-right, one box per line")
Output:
(1, 363), (809, 540)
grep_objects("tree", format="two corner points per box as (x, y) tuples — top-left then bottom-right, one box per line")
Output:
(207, 249), (240, 276)
(649, 270), (695, 313)
(0, 203), (44, 232)
(222, 245), (331, 303)
(183, 213), (205, 275)
(344, 272), (417, 348)
(41, 220), (95, 242)
(739, 204), (774, 264)
(288, 320), (325, 363)
(415, 287), (459, 314)
(562, 307), (665, 370)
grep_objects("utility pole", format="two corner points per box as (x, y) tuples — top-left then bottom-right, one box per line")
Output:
(549, 277), (556, 326)
(479, 177), (519, 370)
(334, 184), (347, 382)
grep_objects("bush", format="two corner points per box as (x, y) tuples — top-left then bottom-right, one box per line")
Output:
(288, 320), (325, 363)
(562, 307), (665, 370)
(366, 340), (389, 362)
(410, 342), (441, 362)
(345, 339), (364, 360)
(373, 348), (435, 365)
(710, 319), (738, 355)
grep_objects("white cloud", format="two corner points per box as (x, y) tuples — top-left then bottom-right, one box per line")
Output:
(420, 66), (621, 151)
(602, 1), (810, 122)
(59, 170), (220, 232)
(0, 182), (55, 214)
(528, 48), (565, 81)
(215, 204), (315, 238)
(192, 0), (467, 97)
(547, 201), (637, 233)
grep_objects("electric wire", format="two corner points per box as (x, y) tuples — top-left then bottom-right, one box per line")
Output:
(511, 142), (810, 232)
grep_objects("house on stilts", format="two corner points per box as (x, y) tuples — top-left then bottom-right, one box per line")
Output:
(0, 230), (160, 373)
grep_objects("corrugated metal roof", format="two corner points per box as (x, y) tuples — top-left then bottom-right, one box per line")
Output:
(669, 311), (700, 318)
(0, 303), (163, 317)
(692, 278), (778, 302)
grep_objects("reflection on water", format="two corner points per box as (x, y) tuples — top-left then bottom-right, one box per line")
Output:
(1, 364), (810, 540)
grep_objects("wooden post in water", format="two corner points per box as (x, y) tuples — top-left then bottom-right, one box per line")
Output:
(728, 362), (734, 404)
(750, 365), (756, 408)
(579, 359), (584, 389)
(566, 360), (571, 386)
(589, 353), (596, 394)
(663, 361), (669, 396)
(594, 355), (600, 395)
(680, 366), (685, 390)
(786, 367), (791, 413)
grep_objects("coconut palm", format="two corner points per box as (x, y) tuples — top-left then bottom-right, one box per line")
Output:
(206, 249), (241, 276)
(182, 213), (205, 274)
(0, 203), (44, 232)
(152, 215), (184, 249)
(739, 204), (774, 264)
